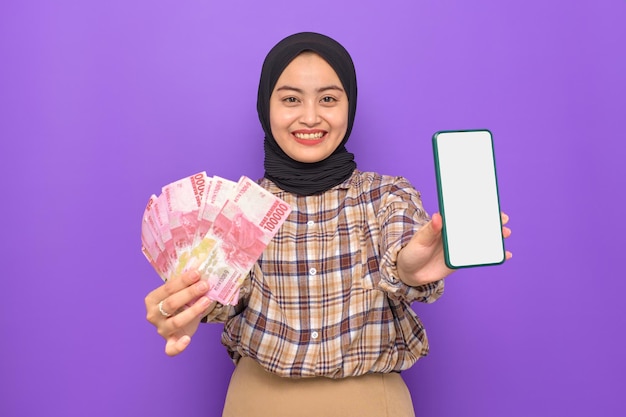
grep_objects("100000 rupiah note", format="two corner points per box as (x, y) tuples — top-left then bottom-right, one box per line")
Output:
(141, 174), (291, 305)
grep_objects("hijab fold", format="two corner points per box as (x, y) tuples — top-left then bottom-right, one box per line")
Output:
(257, 32), (358, 196)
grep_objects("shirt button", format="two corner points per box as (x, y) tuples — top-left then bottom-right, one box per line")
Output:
(311, 331), (319, 339)
(309, 268), (317, 276)
(307, 220), (315, 226)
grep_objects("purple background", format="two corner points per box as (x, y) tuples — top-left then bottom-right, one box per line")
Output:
(1, 1), (625, 416)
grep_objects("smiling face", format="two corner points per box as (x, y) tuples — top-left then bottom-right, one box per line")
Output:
(269, 52), (349, 163)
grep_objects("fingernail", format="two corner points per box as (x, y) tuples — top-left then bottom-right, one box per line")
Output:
(196, 281), (209, 292)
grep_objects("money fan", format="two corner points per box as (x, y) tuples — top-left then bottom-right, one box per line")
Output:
(141, 172), (291, 305)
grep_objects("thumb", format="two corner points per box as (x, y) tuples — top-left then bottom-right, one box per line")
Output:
(414, 213), (443, 247)
(165, 335), (191, 356)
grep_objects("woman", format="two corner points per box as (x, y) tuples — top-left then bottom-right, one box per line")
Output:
(145, 32), (512, 416)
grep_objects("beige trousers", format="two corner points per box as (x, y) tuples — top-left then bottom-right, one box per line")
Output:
(222, 357), (416, 417)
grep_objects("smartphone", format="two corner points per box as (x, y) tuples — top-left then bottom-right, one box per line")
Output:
(432, 129), (505, 269)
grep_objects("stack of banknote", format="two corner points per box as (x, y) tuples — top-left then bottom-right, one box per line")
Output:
(141, 172), (291, 305)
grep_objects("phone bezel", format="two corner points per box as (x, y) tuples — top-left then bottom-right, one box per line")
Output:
(432, 129), (506, 269)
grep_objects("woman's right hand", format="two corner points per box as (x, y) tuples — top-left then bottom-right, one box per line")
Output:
(145, 270), (216, 356)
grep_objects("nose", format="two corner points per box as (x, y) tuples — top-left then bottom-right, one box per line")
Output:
(300, 101), (320, 126)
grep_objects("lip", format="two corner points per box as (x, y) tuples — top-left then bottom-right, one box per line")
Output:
(291, 130), (327, 146)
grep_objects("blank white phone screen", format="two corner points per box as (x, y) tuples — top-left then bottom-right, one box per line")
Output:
(433, 130), (505, 268)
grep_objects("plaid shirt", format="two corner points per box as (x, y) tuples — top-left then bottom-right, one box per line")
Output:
(206, 170), (444, 378)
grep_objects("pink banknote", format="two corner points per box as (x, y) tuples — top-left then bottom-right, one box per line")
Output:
(141, 195), (169, 279)
(193, 176), (235, 247)
(162, 172), (208, 257)
(192, 177), (213, 247)
(203, 176), (292, 304)
(152, 193), (178, 274)
(141, 174), (291, 306)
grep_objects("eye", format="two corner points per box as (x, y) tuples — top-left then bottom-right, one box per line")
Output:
(282, 97), (299, 104)
(321, 96), (337, 104)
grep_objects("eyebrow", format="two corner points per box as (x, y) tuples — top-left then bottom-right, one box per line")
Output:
(275, 85), (345, 94)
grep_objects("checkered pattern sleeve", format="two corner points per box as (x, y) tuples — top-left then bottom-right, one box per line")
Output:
(376, 177), (445, 303)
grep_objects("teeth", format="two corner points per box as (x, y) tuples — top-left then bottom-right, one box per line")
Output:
(294, 132), (324, 140)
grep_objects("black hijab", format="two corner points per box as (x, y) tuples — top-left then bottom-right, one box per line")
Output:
(257, 32), (358, 196)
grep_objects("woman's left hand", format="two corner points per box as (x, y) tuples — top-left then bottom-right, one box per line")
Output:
(397, 212), (512, 286)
